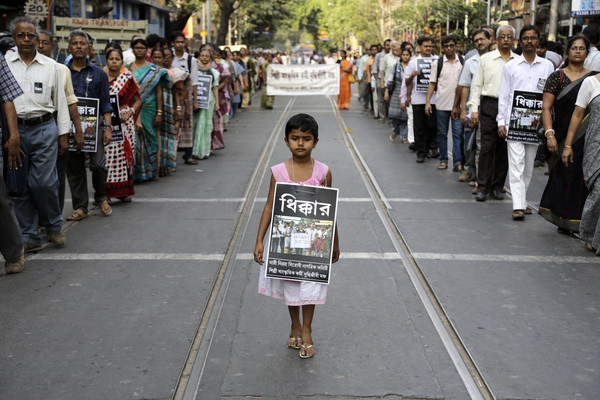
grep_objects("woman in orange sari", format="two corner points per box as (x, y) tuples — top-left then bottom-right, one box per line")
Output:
(337, 50), (353, 110)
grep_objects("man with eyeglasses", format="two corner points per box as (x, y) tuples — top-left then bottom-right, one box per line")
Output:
(468, 25), (517, 202)
(454, 28), (492, 186)
(170, 31), (198, 165)
(5, 16), (71, 251)
(426, 35), (464, 171)
(497, 25), (554, 220)
(404, 36), (439, 163)
(37, 29), (84, 212)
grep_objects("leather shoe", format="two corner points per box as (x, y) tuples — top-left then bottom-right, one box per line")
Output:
(475, 191), (487, 202)
(416, 156), (425, 163)
(490, 190), (504, 200)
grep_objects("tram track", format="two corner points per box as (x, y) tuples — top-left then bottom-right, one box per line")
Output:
(174, 93), (495, 400)
(173, 97), (297, 400)
(327, 96), (495, 400)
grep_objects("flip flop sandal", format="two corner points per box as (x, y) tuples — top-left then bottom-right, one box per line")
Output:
(585, 242), (596, 252)
(389, 135), (396, 142)
(287, 336), (302, 350)
(299, 344), (314, 359)
(98, 200), (112, 216)
(438, 161), (448, 170)
(512, 210), (525, 220)
(524, 207), (533, 215)
(66, 209), (88, 221)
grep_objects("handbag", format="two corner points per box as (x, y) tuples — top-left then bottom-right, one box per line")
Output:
(348, 74), (356, 84)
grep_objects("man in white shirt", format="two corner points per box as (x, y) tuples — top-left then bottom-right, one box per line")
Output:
(582, 26), (600, 71)
(375, 39), (391, 122)
(6, 16), (70, 251)
(426, 35), (464, 171)
(497, 25), (554, 220)
(404, 36), (438, 163)
(468, 25), (517, 202)
(456, 28), (492, 184)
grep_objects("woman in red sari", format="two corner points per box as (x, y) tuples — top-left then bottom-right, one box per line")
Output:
(103, 47), (142, 202)
(337, 50), (353, 110)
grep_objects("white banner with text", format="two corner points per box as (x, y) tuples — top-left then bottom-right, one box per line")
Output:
(266, 64), (340, 96)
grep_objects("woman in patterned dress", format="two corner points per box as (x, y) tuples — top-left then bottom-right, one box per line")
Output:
(126, 38), (170, 182)
(103, 48), (141, 202)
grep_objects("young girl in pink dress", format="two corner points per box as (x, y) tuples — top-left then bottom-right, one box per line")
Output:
(254, 113), (340, 359)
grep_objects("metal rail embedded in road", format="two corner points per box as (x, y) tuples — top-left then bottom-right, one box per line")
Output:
(327, 96), (496, 400)
(174, 97), (297, 400)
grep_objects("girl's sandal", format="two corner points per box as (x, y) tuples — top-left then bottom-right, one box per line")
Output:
(299, 343), (315, 359)
(287, 336), (302, 350)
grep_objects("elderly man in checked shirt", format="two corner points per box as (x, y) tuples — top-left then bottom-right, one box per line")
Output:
(6, 16), (71, 253)
(0, 51), (26, 274)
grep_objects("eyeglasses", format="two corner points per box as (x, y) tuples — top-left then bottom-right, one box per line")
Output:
(520, 36), (538, 42)
(15, 32), (36, 40)
(39, 41), (52, 47)
(498, 35), (514, 40)
(164, 54), (173, 58)
(442, 43), (456, 48)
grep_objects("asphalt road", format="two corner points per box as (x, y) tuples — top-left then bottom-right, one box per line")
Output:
(1, 91), (598, 400)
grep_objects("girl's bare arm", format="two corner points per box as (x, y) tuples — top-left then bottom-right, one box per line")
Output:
(254, 174), (276, 265)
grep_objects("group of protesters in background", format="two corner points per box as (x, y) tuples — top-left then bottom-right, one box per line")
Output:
(336, 25), (600, 257)
(1, 15), (599, 276)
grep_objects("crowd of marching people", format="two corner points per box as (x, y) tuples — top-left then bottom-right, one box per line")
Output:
(2, 15), (600, 275)
(336, 24), (600, 257)
(0, 16), (287, 274)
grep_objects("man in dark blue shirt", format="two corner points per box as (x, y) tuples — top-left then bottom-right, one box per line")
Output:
(65, 30), (113, 220)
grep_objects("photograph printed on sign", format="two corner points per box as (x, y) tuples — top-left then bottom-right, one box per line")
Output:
(265, 182), (338, 284)
(507, 90), (543, 144)
(69, 97), (99, 153)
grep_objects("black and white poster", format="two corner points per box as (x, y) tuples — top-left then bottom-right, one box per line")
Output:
(507, 90), (543, 144)
(109, 94), (124, 143)
(416, 58), (434, 92)
(196, 72), (214, 110)
(69, 97), (99, 152)
(265, 182), (339, 284)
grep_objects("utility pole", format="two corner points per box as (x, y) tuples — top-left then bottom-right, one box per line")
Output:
(548, 0), (559, 41)
(530, 0), (536, 25)
(206, 0), (211, 43)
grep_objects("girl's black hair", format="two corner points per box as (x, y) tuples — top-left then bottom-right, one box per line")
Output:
(285, 113), (319, 139)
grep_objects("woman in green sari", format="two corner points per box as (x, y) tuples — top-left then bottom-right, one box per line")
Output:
(126, 38), (169, 182)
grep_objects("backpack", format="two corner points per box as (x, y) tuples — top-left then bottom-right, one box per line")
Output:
(435, 54), (464, 91)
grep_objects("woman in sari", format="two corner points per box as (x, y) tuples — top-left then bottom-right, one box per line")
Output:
(151, 47), (178, 176)
(540, 35), (592, 233)
(126, 38), (169, 182)
(563, 66), (600, 254)
(192, 48), (220, 160)
(162, 47), (188, 170)
(337, 50), (353, 110)
(261, 53), (275, 109)
(103, 47), (141, 202)
(386, 47), (411, 142)
(211, 48), (230, 151)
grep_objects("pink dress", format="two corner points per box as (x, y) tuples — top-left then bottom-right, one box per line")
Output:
(258, 160), (330, 306)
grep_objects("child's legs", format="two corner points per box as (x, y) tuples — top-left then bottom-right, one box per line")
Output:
(288, 306), (302, 335)
(301, 304), (315, 344)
